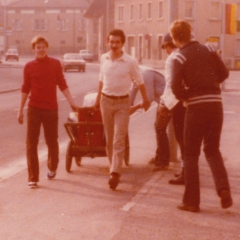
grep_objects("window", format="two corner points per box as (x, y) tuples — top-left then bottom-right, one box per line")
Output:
(12, 19), (23, 31)
(158, 1), (163, 19)
(237, 4), (240, 32)
(139, 3), (143, 20)
(146, 37), (152, 59)
(237, 3), (240, 20)
(33, 19), (47, 31)
(118, 5), (124, 22)
(209, 1), (221, 20)
(147, 2), (152, 20)
(184, 1), (195, 19)
(57, 19), (69, 31)
(236, 39), (240, 56)
(130, 4), (134, 21)
(138, 35), (143, 62)
(158, 36), (163, 60)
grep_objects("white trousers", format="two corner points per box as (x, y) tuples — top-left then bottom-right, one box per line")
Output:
(100, 95), (130, 174)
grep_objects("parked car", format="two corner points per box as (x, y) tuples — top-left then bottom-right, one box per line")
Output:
(79, 50), (94, 62)
(62, 53), (86, 72)
(5, 49), (19, 61)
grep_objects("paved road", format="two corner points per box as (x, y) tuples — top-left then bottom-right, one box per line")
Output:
(0, 60), (240, 239)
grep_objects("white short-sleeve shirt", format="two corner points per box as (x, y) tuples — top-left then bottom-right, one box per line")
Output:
(99, 52), (144, 96)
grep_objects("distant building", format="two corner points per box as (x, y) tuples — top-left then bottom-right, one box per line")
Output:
(84, 0), (115, 61)
(2, 0), (90, 55)
(114, 0), (240, 69)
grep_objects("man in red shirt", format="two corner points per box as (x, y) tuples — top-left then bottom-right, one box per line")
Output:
(17, 36), (78, 188)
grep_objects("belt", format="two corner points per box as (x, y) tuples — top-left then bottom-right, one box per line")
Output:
(102, 92), (129, 99)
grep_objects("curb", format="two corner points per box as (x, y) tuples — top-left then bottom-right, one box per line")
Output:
(0, 88), (20, 94)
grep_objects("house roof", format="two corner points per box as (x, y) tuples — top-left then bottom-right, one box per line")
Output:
(83, 0), (106, 18)
(8, 0), (89, 9)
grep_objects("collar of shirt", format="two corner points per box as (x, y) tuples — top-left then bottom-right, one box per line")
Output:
(105, 51), (128, 62)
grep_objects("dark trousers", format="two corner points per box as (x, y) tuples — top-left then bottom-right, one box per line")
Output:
(155, 102), (185, 166)
(27, 106), (59, 182)
(183, 102), (230, 207)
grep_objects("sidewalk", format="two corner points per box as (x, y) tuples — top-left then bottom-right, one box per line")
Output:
(1, 87), (240, 239)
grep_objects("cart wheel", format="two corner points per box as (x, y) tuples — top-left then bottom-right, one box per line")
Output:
(75, 157), (82, 166)
(124, 135), (130, 166)
(66, 141), (73, 172)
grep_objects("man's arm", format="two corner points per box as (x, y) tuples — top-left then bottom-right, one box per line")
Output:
(138, 83), (150, 111)
(95, 81), (103, 108)
(17, 92), (29, 124)
(62, 88), (79, 111)
(212, 52), (229, 83)
(171, 57), (187, 101)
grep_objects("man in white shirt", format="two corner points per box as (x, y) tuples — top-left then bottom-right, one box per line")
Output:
(153, 33), (186, 186)
(95, 29), (150, 190)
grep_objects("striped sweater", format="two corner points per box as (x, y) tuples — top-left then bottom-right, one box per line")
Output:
(171, 41), (229, 105)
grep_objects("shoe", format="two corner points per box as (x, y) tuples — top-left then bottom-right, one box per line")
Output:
(175, 168), (184, 177)
(47, 171), (56, 180)
(28, 182), (38, 189)
(152, 165), (169, 172)
(108, 172), (120, 190)
(148, 158), (156, 165)
(174, 171), (181, 177)
(220, 189), (233, 209)
(178, 204), (200, 213)
(168, 175), (184, 185)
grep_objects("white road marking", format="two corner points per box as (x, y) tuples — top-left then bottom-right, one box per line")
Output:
(121, 172), (164, 212)
(224, 111), (236, 114)
(0, 139), (69, 182)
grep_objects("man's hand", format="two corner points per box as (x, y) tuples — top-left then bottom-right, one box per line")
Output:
(71, 104), (79, 112)
(142, 100), (150, 111)
(17, 112), (24, 124)
(158, 105), (171, 117)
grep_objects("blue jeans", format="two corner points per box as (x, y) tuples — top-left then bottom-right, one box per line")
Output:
(27, 106), (59, 182)
(155, 102), (185, 166)
(183, 102), (230, 206)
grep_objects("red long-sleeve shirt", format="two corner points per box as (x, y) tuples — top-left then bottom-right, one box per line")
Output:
(22, 56), (68, 110)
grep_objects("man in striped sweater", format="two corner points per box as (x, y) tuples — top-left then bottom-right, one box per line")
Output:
(170, 19), (232, 212)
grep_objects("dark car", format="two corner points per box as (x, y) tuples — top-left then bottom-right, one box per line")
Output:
(62, 53), (86, 72)
(5, 49), (19, 61)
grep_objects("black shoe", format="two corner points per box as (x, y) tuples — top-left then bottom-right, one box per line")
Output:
(47, 171), (56, 180)
(148, 158), (156, 165)
(220, 189), (233, 209)
(168, 175), (184, 185)
(108, 172), (120, 190)
(178, 204), (200, 213)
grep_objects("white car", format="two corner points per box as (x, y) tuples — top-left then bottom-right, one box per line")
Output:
(5, 48), (19, 61)
(62, 53), (86, 72)
(79, 50), (94, 62)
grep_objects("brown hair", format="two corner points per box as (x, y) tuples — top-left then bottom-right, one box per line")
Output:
(170, 20), (192, 44)
(108, 29), (126, 44)
(162, 41), (176, 49)
(31, 35), (49, 49)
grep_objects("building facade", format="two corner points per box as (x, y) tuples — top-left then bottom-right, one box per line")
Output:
(84, 0), (115, 60)
(2, 0), (90, 55)
(114, 0), (240, 69)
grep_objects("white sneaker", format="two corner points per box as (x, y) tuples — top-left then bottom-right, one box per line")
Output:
(28, 182), (38, 188)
